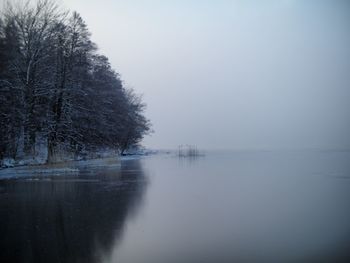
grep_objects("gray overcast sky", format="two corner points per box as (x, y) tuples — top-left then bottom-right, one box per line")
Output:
(58, 1), (349, 149)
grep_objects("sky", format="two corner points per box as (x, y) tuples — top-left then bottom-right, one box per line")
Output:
(26, 0), (350, 149)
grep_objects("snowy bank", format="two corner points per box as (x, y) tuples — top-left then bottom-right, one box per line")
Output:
(0, 157), (122, 180)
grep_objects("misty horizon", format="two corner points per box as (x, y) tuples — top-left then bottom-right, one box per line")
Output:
(53, 0), (350, 151)
(1, 1), (350, 263)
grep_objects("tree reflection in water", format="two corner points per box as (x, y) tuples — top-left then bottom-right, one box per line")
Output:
(0, 159), (147, 263)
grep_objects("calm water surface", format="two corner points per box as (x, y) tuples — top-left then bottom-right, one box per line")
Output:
(0, 151), (350, 263)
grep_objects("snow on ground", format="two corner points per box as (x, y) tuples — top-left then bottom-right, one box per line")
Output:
(0, 157), (122, 180)
(0, 167), (80, 180)
(0, 150), (156, 180)
(2, 158), (15, 168)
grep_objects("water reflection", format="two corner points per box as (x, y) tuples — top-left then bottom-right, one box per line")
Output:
(0, 159), (147, 263)
(1, 152), (350, 263)
(108, 152), (350, 263)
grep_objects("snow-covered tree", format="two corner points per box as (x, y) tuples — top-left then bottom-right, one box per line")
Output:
(0, 0), (151, 164)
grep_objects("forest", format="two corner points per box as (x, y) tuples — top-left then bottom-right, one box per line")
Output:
(0, 0), (151, 165)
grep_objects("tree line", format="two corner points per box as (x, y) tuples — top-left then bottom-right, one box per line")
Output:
(0, 0), (151, 163)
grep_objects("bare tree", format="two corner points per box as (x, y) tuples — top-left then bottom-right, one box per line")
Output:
(3, 0), (66, 156)
(0, 1), (151, 165)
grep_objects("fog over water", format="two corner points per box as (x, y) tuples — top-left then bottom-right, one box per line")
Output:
(1, 1), (350, 262)
(58, 0), (350, 150)
(1, 152), (349, 263)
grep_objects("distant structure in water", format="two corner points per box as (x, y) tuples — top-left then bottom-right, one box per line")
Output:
(178, 145), (204, 157)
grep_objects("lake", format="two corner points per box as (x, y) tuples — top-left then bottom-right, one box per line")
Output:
(0, 151), (350, 263)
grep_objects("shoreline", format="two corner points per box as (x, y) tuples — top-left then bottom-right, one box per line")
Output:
(0, 156), (140, 180)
